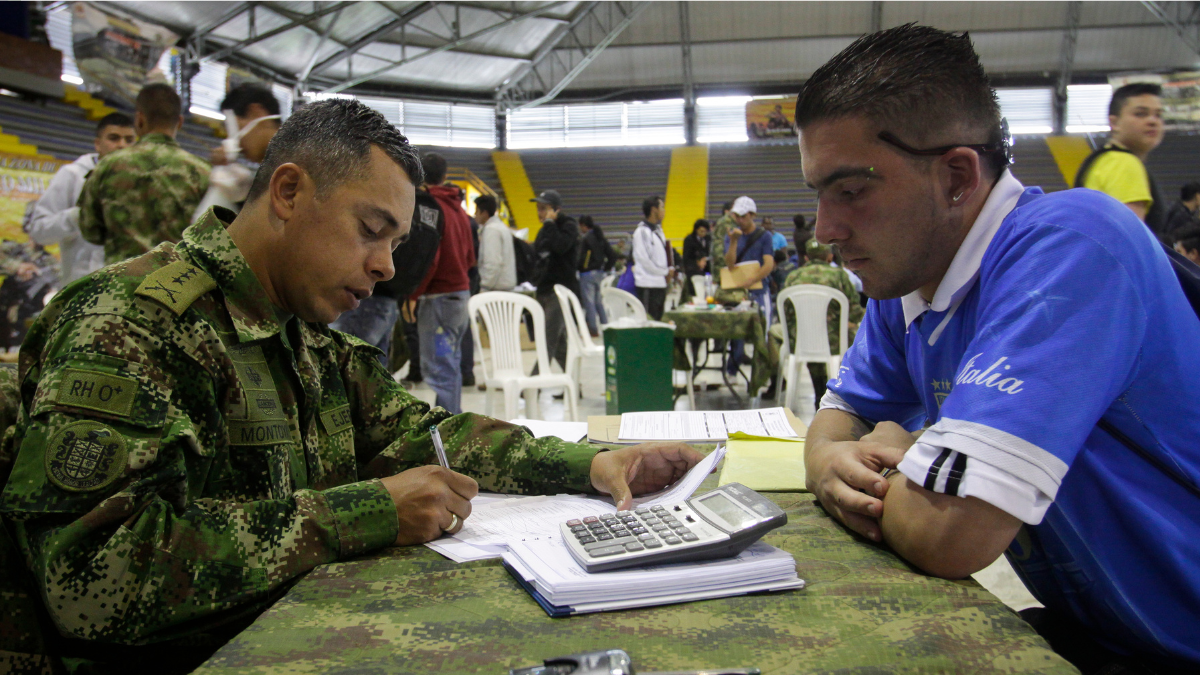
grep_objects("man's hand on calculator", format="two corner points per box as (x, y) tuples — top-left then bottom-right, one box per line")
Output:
(590, 443), (706, 511)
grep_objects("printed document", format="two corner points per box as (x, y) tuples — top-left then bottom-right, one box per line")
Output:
(618, 407), (798, 441)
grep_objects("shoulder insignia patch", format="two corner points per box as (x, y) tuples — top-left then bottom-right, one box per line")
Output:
(54, 369), (138, 417)
(45, 421), (129, 493)
(320, 404), (353, 436)
(135, 259), (217, 315)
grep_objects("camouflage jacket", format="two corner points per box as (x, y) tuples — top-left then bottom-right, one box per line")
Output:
(0, 208), (600, 652)
(782, 261), (865, 354)
(78, 133), (210, 265)
(709, 213), (737, 274)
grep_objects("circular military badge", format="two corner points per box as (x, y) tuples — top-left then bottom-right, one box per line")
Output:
(44, 420), (129, 493)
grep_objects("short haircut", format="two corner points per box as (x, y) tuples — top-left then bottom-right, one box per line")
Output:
(722, 201), (733, 213)
(1175, 225), (1200, 253)
(794, 226), (813, 251)
(421, 152), (448, 185)
(642, 194), (663, 218)
(1109, 83), (1163, 118)
(95, 112), (133, 136)
(474, 194), (498, 217)
(136, 83), (181, 129)
(579, 215), (594, 228)
(220, 83), (281, 118)
(693, 218), (709, 235)
(1181, 181), (1200, 202)
(795, 24), (1004, 173)
(246, 98), (422, 202)
(793, 213), (808, 229)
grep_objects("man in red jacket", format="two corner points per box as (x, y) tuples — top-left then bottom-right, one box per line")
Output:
(409, 153), (476, 413)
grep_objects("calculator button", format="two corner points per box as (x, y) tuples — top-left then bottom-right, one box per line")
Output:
(641, 517), (659, 524)
(637, 533), (656, 541)
(570, 525), (587, 532)
(617, 510), (632, 516)
(566, 519), (582, 527)
(643, 539), (663, 548)
(673, 527), (692, 536)
(589, 546), (627, 558)
(634, 508), (651, 516)
(681, 533), (699, 542)
(651, 505), (667, 512)
(624, 542), (645, 552)
(663, 536), (682, 545)
(628, 526), (645, 535)
(661, 515), (677, 523)
(651, 524), (669, 533)
(583, 516), (599, 524)
(596, 533), (613, 541)
(670, 524), (687, 532)
(577, 536), (596, 544)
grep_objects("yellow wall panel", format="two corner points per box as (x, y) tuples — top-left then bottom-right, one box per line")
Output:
(491, 150), (541, 239)
(663, 145), (709, 243)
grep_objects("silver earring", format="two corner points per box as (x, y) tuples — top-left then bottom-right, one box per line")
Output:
(952, 193), (963, 202)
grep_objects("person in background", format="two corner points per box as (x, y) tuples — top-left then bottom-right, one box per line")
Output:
(577, 215), (616, 335)
(763, 215), (788, 251)
(710, 200), (737, 278)
(780, 238), (863, 405)
(210, 84), (281, 167)
(26, 112), (134, 285)
(792, 214), (813, 266)
(681, 218), (710, 303)
(1165, 181), (1200, 238)
(1075, 82), (1166, 235)
(409, 153), (476, 414)
(79, 84), (209, 264)
(1174, 225), (1200, 264)
(476, 195), (515, 292)
(632, 195), (672, 321)
(531, 190), (580, 372)
(460, 209), (481, 388)
(724, 196), (775, 378)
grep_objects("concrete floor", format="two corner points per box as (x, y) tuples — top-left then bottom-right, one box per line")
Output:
(399, 343), (1041, 614)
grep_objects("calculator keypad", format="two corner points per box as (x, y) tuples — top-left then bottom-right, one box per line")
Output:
(567, 507), (708, 558)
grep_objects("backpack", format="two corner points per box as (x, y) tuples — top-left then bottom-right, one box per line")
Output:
(512, 236), (542, 286)
(1074, 144), (1166, 234)
(384, 191), (443, 298)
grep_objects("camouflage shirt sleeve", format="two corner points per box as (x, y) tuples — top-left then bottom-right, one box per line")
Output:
(0, 307), (396, 645)
(333, 335), (601, 494)
(77, 160), (106, 246)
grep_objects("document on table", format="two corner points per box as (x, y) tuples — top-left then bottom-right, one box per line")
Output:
(509, 418), (588, 443)
(618, 408), (799, 441)
(427, 445), (726, 562)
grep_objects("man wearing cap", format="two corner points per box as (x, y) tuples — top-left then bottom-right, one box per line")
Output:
(531, 190), (580, 372)
(778, 238), (863, 404)
(723, 196), (775, 377)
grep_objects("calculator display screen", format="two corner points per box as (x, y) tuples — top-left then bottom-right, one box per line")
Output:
(697, 493), (755, 529)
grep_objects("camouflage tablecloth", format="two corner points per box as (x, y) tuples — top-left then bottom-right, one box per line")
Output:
(196, 474), (1074, 675)
(665, 309), (777, 392)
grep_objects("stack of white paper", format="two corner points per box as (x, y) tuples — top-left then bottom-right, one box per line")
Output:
(502, 539), (804, 616)
(617, 408), (800, 442)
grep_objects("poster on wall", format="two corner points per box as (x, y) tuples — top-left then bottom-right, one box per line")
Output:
(746, 96), (797, 140)
(71, 2), (177, 105)
(1110, 72), (1200, 128)
(0, 153), (66, 244)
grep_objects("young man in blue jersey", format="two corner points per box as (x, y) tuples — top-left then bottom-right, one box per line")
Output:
(798, 25), (1200, 673)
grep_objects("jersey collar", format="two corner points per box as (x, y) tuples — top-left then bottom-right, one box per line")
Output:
(901, 169), (1026, 330)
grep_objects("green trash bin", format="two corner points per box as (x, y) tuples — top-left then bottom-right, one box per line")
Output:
(603, 326), (674, 414)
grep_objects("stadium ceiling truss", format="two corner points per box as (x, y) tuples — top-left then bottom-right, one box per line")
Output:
(165, 1), (646, 113)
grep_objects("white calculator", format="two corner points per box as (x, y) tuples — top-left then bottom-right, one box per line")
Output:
(560, 483), (787, 573)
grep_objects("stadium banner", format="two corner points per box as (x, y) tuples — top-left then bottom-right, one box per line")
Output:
(746, 96), (797, 140)
(71, 2), (177, 105)
(0, 153), (66, 245)
(1110, 72), (1200, 128)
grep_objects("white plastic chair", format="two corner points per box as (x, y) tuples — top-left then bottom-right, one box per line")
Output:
(599, 274), (616, 290)
(776, 285), (849, 413)
(469, 292), (579, 421)
(601, 287), (647, 323)
(554, 284), (604, 391)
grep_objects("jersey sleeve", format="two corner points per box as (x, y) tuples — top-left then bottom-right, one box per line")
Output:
(0, 311), (396, 644)
(338, 339), (600, 495)
(1084, 151), (1152, 207)
(821, 300), (924, 428)
(896, 224), (1146, 524)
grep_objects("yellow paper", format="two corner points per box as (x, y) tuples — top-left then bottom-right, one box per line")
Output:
(719, 261), (763, 290)
(718, 438), (807, 492)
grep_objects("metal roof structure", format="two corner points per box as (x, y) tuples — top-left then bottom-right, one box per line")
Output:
(99, 1), (1200, 110)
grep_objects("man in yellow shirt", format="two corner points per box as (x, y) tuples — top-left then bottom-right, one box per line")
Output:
(1074, 83), (1166, 234)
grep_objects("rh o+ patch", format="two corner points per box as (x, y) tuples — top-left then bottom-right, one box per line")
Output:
(45, 421), (129, 492)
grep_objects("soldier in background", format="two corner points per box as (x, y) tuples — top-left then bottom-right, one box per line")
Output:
(777, 238), (863, 404)
(79, 83), (210, 264)
(26, 112), (135, 284)
(0, 99), (700, 672)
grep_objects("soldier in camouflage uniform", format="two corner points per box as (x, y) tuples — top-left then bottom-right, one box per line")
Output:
(0, 99), (700, 673)
(708, 204), (746, 305)
(773, 238), (864, 403)
(79, 83), (210, 265)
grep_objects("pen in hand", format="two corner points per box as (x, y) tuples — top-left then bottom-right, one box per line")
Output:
(430, 425), (450, 469)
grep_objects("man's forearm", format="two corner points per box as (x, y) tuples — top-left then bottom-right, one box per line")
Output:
(879, 473), (1022, 579)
